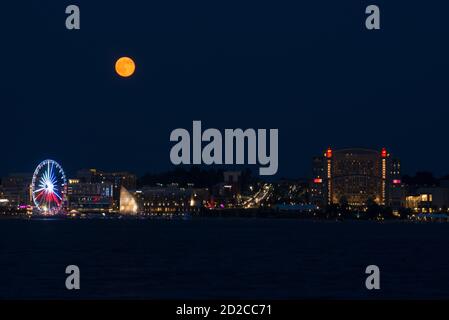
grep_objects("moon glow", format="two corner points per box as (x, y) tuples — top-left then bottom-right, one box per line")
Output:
(115, 57), (136, 78)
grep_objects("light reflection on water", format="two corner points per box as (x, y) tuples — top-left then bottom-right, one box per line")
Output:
(0, 218), (448, 299)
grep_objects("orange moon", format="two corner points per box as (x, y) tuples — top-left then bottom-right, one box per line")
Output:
(115, 57), (136, 77)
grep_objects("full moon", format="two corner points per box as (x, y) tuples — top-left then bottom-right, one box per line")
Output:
(115, 57), (136, 78)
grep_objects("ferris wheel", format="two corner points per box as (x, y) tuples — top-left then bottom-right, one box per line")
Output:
(31, 159), (67, 215)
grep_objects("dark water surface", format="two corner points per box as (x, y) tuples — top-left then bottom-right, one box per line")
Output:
(0, 218), (448, 299)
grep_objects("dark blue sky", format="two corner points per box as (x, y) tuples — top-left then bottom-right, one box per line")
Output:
(2, 1), (449, 178)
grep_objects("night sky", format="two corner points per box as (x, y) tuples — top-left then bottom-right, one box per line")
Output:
(2, 0), (449, 178)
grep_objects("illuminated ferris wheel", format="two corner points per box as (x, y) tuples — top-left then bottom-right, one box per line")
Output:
(31, 159), (67, 215)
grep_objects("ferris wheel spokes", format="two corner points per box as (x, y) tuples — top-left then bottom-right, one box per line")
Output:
(31, 159), (67, 215)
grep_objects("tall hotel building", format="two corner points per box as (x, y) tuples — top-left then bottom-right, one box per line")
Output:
(311, 148), (401, 208)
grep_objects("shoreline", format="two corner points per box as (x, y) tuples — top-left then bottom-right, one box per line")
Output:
(0, 211), (446, 223)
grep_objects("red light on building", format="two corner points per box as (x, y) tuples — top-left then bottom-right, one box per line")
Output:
(326, 148), (332, 159)
(314, 178), (323, 184)
(381, 148), (387, 158)
(393, 179), (401, 184)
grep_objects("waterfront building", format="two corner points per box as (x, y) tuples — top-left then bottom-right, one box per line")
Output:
(310, 156), (327, 207)
(76, 169), (137, 209)
(223, 171), (242, 195)
(1, 173), (32, 206)
(311, 147), (400, 208)
(67, 179), (114, 212)
(133, 185), (209, 214)
(0, 185), (9, 208)
(406, 187), (449, 213)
